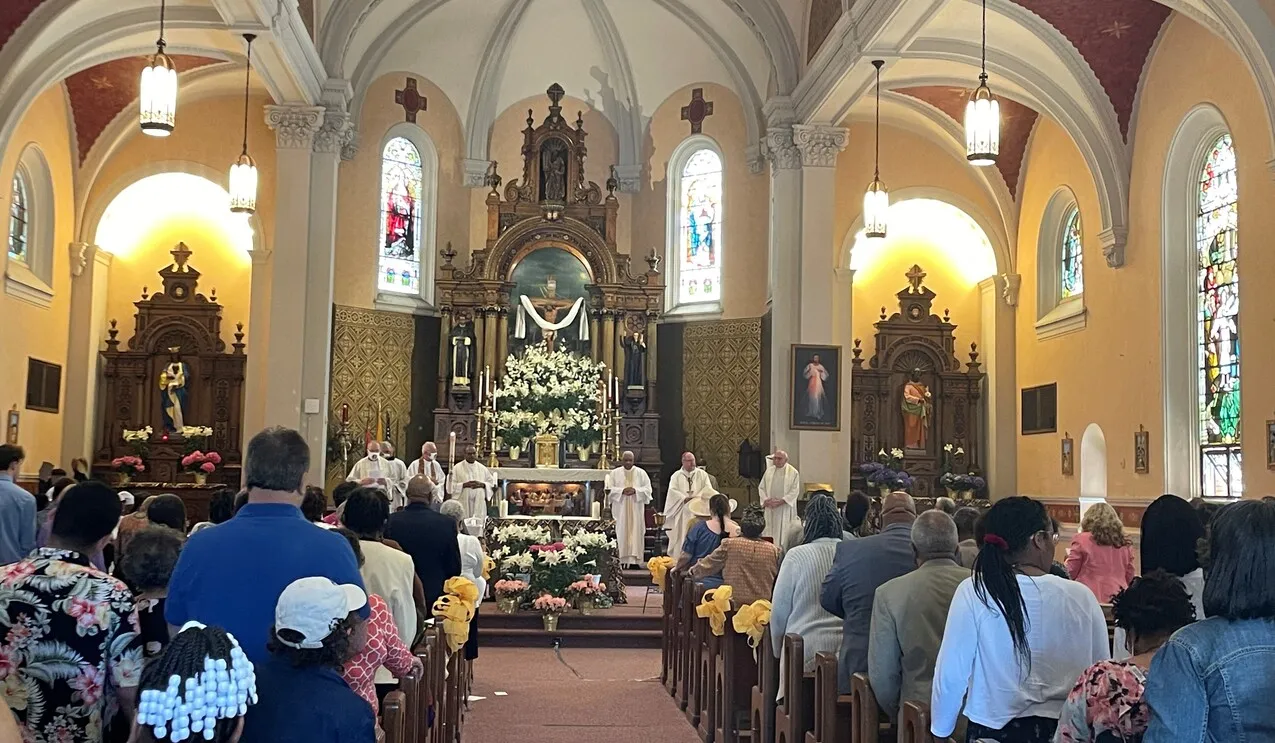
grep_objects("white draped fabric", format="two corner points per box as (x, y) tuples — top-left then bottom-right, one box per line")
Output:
(606, 465), (653, 566)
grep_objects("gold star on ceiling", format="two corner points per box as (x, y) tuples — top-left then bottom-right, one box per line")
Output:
(1103, 21), (1133, 39)
(91, 76), (114, 90)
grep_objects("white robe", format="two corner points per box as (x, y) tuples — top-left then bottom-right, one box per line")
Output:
(606, 465), (653, 566)
(663, 467), (713, 562)
(760, 461), (801, 551)
(347, 456), (409, 509)
(406, 456), (446, 505)
(448, 460), (495, 529)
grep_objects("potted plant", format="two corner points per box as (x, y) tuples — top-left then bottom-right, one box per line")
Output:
(112, 455), (146, 484)
(122, 426), (153, 459)
(859, 448), (913, 497)
(181, 450), (221, 485)
(567, 579), (606, 615)
(493, 579), (528, 614)
(533, 594), (568, 631)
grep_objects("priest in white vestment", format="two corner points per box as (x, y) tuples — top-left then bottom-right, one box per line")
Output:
(347, 441), (408, 509)
(448, 445), (496, 530)
(760, 450), (801, 550)
(606, 451), (653, 567)
(406, 441), (445, 507)
(663, 452), (714, 561)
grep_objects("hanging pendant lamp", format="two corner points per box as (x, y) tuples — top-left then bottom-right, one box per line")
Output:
(139, 0), (177, 136)
(965, 0), (1000, 166)
(864, 60), (889, 239)
(229, 34), (259, 215)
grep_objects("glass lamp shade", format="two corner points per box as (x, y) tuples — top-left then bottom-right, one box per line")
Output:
(228, 153), (258, 214)
(965, 81), (1000, 166)
(139, 52), (178, 136)
(863, 177), (889, 239)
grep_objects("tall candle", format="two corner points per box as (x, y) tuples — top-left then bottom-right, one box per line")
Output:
(590, 500), (601, 519)
(448, 431), (456, 465)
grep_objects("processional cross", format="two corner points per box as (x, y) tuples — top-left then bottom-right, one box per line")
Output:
(395, 77), (428, 123)
(681, 88), (714, 134)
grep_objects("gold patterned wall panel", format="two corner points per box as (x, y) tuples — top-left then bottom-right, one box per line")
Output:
(326, 305), (415, 487)
(682, 319), (762, 495)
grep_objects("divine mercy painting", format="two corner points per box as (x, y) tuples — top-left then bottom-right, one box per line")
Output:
(791, 344), (840, 431)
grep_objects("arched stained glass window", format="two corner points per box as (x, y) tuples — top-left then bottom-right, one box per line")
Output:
(378, 137), (423, 295)
(8, 171), (28, 264)
(676, 149), (722, 306)
(1197, 133), (1241, 498)
(1060, 207), (1082, 298)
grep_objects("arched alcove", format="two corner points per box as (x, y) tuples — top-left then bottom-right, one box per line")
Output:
(1080, 423), (1108, 501)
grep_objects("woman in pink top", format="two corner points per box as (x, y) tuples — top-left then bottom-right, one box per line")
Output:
(1065, 502), (1135, 602)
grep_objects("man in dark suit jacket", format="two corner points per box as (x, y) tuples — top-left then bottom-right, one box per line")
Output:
(386, 476), (463, 607)
(820, 491), (918, 693)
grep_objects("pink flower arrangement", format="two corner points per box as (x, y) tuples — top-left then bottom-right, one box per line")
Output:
(181, 450), (222, 474)
(567, 580), (606, 597)
(532, 595), (568, 614)
(494, 579), (529, 598)
(111, 456), (145, 475)
(529, 542), (566, 553)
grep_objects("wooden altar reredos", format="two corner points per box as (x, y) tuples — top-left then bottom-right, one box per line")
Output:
(850, 267), (985, 496)
(434, 84), (664, 466)
(95, 243), (246, 483)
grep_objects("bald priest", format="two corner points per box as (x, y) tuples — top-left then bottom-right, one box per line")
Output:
(606, 451), (653, 568)
(662, 452), (714, 561)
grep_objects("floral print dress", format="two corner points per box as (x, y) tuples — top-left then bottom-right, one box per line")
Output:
(1054, 660), (1149, 743)
(0, 548), (144, 743)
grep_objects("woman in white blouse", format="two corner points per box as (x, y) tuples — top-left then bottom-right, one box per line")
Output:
(440, 499), (487, 660)
(931, 497), (1108, 743)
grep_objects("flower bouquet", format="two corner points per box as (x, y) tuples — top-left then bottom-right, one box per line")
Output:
(493, 579), (529, 614)
(566, 579), (607, 615)
(112, 455), (146, 483)
(122, 427), (153, 458)
(530, 542), (582, 598)
(859, 448), (913, 496)
(533, 594), (568, 631)
(181, 450), (222, 484)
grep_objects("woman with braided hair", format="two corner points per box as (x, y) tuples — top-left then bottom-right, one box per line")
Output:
(931, 497), (1108, 743)
(130, 623), (258, 743)
(1054, 571), (1196, 743)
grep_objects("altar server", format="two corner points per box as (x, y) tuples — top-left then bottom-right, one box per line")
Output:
(607, 451), (653, 567)
(663, 452), (714, 562)
(347, 441), (408, 509)
(761, 450), (801, 551)
(406, 441), (445, 507)
(448, 445), (496, 530)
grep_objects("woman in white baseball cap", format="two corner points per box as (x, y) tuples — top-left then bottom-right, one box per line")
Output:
(237, 577), (376, 743)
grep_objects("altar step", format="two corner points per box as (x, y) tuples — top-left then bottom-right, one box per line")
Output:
(482, 608), (663, 649)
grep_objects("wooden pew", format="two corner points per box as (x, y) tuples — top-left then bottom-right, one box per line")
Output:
(382, 690), (406, 743)
(900, 701), (956, 743)
(773, 634), (815, 743)
(663, 569), (683, 694)
(686, 583), (710, 727)
(749, 628), (779, 743)
(805, 652), (850, 743)
(713, 614), (758, 743)
(698, 615), (723, 742)
(678, 576), (698, 710)
(398, 659), (423, 743)
(414, 628), (444, 743)
(849, 672), (888, 743)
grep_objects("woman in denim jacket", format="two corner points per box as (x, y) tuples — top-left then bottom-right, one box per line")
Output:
(1143, 499), (1275, 742)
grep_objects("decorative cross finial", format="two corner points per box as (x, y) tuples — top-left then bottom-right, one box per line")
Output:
(211, 288), (217, 302)
(906, 264), (926, 292)
(171, 242), (192, 270)
(681, 88), (715, 134)
(441, 241), (457, 266)
(395, 77), (428, 123)
(546, 83), (565, 117)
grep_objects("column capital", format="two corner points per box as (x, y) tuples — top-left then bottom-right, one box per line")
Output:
(612, 163), (642, 193)
(792, 124), (848, 168)
(314, 108), (354, 155)
(264, 105), (325, 150)
(462, 159), (490, 189)
(763, 126), (802, 171)
(340, 126), (360, 161)
(1100, 226), (1127, 268)
(249, 248), (273, 265)
(68, 242), (91, 277)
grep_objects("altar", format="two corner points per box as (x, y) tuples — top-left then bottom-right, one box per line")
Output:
(493, 466), (609, 517)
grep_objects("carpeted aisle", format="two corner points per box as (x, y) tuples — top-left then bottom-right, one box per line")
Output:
(464, 647), (700, 743)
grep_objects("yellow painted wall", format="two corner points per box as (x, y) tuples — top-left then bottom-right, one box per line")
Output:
(0, 86), (76, 474)
(335, 73), (469, 309)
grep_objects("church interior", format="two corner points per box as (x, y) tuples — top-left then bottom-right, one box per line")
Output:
(3, 0), (1275, 741)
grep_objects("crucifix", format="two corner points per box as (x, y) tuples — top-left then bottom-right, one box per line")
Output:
(171, 242), (193, 270)
(395, 77), (428, 123)
(906, 264), (927, 292)
(681, 88), (714, 134)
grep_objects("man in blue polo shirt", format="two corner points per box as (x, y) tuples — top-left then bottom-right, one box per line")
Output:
(166, 426), (367, 662)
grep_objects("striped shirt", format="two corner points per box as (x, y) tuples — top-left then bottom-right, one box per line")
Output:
(770, 537), (844, 675)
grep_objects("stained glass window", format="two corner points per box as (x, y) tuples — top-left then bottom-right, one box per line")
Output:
(378, 137), (422, 295)
(8, 171), (28, 264)
(677, 149), (722, 305)
(1197, 133), (1241, 498)
(1060, 207), (1083, 298)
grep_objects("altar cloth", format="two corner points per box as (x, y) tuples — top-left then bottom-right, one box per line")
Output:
(494, 467), (609, 482)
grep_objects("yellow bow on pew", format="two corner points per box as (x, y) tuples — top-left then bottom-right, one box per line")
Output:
(432, 576), (479, 653)
(482, 555), (495, 581)
(732, 599), (772, 648)
(696, 585), (734, 636)
(648, 555), (674, 590)
(444, 576), (480, 613)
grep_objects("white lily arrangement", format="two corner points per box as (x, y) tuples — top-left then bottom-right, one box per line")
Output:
(496, 347), (605, 448)
(180, 425), (213, 439)
(123, 427), (154, 443)
(502, 551), (535, 571)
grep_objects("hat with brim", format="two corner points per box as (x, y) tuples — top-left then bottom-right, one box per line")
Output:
(275, 577), (367, 649)
(688, 493), (738, 519)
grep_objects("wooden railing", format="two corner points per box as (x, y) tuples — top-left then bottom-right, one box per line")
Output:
(380, 626), (468, 743)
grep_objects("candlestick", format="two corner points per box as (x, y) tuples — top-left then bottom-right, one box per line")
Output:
(449, 431), (456, 466)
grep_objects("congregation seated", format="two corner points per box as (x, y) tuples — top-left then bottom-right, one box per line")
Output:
(821, 491), (918, 693)
(118, 525), (186, 659)
(676, 492), (739, 581)
(332, 528), (422, 715)
(1143, 499), (1275, 741)
(440, 499), (487, 660)
(129, 623), (257, 743)
(930, 496), (1108, 742)
(1065, 502), (1134, 603)
(953, 506), (980, 569)
(769, 494), (844, 695)
(241, 577), (376, 742)
(690, 506), (781, 606)
(933, 496), (957, 516)
(1055, 570), (1195, 742)
(867, 510), (968, 721)
(189, 487), (237, 535)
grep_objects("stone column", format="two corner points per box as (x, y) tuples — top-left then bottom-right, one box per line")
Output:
(981, 275), (1018, 498)
(612, 315), (625, 376)
(764, 107), (803, 458)
(645, 316), (659, 409)
(242, 248), (273, 442)
(589, 313), (600, 362)
(437, 308), (452, 402)
(495, 309), (509, 377)
(472, 310), (486, 376)
(482, 307), (498, 375)
(833, 267), (855, 494)
(61, 244), (111, 464)
(601, 310), (616, 374)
